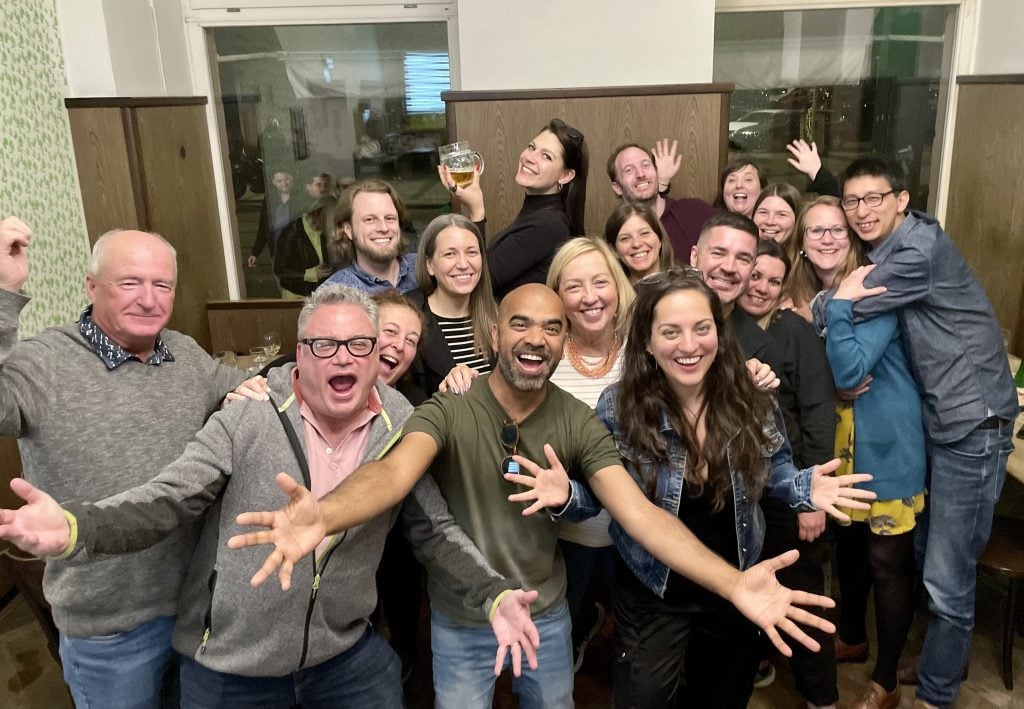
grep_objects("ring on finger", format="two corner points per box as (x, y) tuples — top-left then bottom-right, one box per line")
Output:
(448, 183), (458, 193)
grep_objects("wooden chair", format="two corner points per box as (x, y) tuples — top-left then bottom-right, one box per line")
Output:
(977, 515), (1024, 690)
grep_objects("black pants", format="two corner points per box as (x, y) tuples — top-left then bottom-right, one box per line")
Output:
(758, 497), (838, 705)
(372, 523), (423, 669)
(612, 563), (759, 708)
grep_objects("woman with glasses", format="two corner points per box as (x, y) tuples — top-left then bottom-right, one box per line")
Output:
(411, 214), (497, 395)
(596, 267), (872, 707)
(739, 239), (839, 708)
(440, 118), (589, 300)
(603, 202), (675, 284)
(545, 237), (635, 671)
(789, 195), (926, 709)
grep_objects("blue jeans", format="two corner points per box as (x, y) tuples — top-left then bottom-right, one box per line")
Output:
(916, 420), (1014, 706)
(431, 600), (573, 708)
(178, 626), (401, 708)
(59, 614), (176, 709)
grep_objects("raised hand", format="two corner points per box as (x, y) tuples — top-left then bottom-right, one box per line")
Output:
(505, 444), (570, 515)
(786, 139), (822, 180)
(437, 164), (485, 221)
(0, 478), (71, 557)
(227, 473), (326, 590)
(0, 216), (32, 293)
(727, 549), (837, 657)
(808, 459), (875, 522)
(652, 138), (681, 187)
(490, 589), (541, 677)
(835, 265), (887, 302)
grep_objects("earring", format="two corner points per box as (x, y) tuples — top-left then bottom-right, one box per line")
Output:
(557, 182), (563, 192)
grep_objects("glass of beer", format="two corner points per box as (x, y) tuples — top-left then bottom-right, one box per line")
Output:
(438, 141), (485, 187)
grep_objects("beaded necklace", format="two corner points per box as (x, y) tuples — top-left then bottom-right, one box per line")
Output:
(565, 334), (621, 378)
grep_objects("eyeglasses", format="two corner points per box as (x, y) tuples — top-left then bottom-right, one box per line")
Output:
(301, 336), (377, 358)
(841, 190), (894, 211)
(804, 225), (849, 240)
(636, 266), (703, 288)
(500, 419), (520, 477)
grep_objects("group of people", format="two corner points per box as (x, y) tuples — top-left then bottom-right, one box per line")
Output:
(0, 115), (1016, 709)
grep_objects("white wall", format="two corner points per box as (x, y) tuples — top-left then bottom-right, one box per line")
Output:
(973, 0), (1024, 74)
(456, 0), (716, 90)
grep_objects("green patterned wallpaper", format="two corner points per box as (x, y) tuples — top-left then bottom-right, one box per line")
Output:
(0, 0), (90, 337)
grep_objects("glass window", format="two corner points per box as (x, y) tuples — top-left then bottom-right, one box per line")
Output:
(714, 6), (956, 210)
(211, 23), (452, 298)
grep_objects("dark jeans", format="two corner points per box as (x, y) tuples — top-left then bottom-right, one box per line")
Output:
(178, 627), (402, 708)
(612, 564), (758, 708)
(759, 497), (838, 705)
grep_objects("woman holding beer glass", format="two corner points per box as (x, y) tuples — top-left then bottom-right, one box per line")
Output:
(438, 118), (589, 299)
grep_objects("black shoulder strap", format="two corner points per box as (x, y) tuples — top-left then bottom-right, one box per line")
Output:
(268, 395), (311, 489)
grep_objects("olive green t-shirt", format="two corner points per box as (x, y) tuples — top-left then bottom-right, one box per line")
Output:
(405, 373), (622, 625)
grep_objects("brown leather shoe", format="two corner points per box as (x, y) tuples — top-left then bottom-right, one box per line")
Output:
(834, 637), (869, 663)
(849, 681), (900, 709)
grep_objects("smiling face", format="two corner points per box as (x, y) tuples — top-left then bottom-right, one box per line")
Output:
(801, 203), (852, 287)
(614, 213), (662, 280)
(295, 303), (380, 429)
(343, 191), (402, 268)
(753, 195), (796, 244)
(648, 288), (718, 404)
(612, 146), (659, 203)
(491, 286), (566, 392)
(690, 225), (757, 307)
(557, 250), (619, 342)
(843, 174), (909, 246)
(272, 171), (293, 195)
(514, 129), (574, 195)
(723, 164), (762, 217)
(426, 226), (483, 298)
(86, 231), (177, 359)
(740, 255), (786, 319)
(376, 303), (422, 385)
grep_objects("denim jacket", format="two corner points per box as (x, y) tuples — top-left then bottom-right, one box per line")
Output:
(592, 383), (815, 599)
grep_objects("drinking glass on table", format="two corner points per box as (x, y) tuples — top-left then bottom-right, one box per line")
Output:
(247, 346), (270, 377)
(213, 351), (237, 368)
(260, 331), (282, 358)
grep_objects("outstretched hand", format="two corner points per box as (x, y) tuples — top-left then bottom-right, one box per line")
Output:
(728, 549), (837, 656)
(227, 473), (326, 590)
(809, 459), (875, 523)
(652, 138), (681, 187)
(786, 139), (822, 180)
(504, 444), (571, 515)
(490, 589), (541, 677)
(0, 216), (32, 293)
(0, 478), (70, 557)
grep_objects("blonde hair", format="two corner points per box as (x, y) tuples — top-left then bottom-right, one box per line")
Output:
(546, 236), (636, 342)
(787, 195), (865, 308)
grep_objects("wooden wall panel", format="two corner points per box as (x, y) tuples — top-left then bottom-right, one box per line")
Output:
(0, 438), (25, 599)
(944, 79), (1024, 356)
(444, 85), (731, 239)
(67, 107), (140, 240)
(207, 299), (303, 356)
(133, 105), (229, 352)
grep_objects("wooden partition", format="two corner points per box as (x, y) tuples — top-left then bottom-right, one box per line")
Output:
(442, 84), (733, 238)
(207, 299), (303, 356)
(67, 98), (230, 352)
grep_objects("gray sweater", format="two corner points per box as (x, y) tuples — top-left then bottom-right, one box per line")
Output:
(67, 365), (514, 677)
(0, 289), (243, 637)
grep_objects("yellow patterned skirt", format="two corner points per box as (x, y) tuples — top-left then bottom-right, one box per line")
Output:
(835, 402), (925, 535)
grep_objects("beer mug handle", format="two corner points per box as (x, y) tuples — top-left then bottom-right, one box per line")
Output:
(473, 152), (486, 176)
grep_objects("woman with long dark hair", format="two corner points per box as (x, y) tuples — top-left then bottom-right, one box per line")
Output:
(440, 118), (589, 299)
(603, 202), (675, 283)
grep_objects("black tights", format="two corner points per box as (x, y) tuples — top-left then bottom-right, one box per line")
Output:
(834, 523), (917, 691)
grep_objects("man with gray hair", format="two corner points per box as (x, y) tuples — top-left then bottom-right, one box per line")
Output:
(0, 218), (255, 707)
(0, 283), (540, 706)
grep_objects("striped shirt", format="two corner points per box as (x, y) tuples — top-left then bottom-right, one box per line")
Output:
(436, 314), (492, 373)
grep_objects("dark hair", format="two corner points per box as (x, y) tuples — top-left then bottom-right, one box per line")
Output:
(713, 158), (766, 211)
(619, 269), (772, 509)
(752, 182), (801, 240)
(603, 202), (674, 277)
(755, 237), (792, 280)
(414, 213), (496, 359)
(329, 179), (411, 267)
(606, 143), (655, 183)
(546, 118), (589, 235)
(697, 210), (760, 247)
(840, 157), (907, 194)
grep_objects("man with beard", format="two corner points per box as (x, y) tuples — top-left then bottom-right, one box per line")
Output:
(608, 141), (716, 258)
(224, 284), (868, 708)
(322, 179), (418, 294)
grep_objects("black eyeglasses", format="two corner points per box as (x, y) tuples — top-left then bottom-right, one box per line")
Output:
(636, 266), (703, 288)
(301, 336), (377, 358)
(500, 419), (520, 477)
(841, 190), (894, 211)
(804, 225), (849, 240)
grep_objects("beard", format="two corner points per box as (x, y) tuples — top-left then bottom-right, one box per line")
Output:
(496, 344), (552, 392)
(355, 234), (401, 268)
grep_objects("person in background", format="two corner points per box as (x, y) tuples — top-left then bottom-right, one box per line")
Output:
(752, 182), (802, 245)
(739, 238), (838, 708)
(714, 158), (766, 218)
(441, 118), (589, 299)
(606, 140), (715, 258)
(545, 237), (635, 672)
(322, 179), (418, 295)
(248, 168), (299, 269)
(604, 202), (675, 284)
(274, 191), (335, 299)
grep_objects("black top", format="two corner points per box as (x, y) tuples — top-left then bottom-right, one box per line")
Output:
(410, 290), (494, 396)
(807, 168), (841, 198)
(478, 193), (570, 301)
(273, 216), (327, 296)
